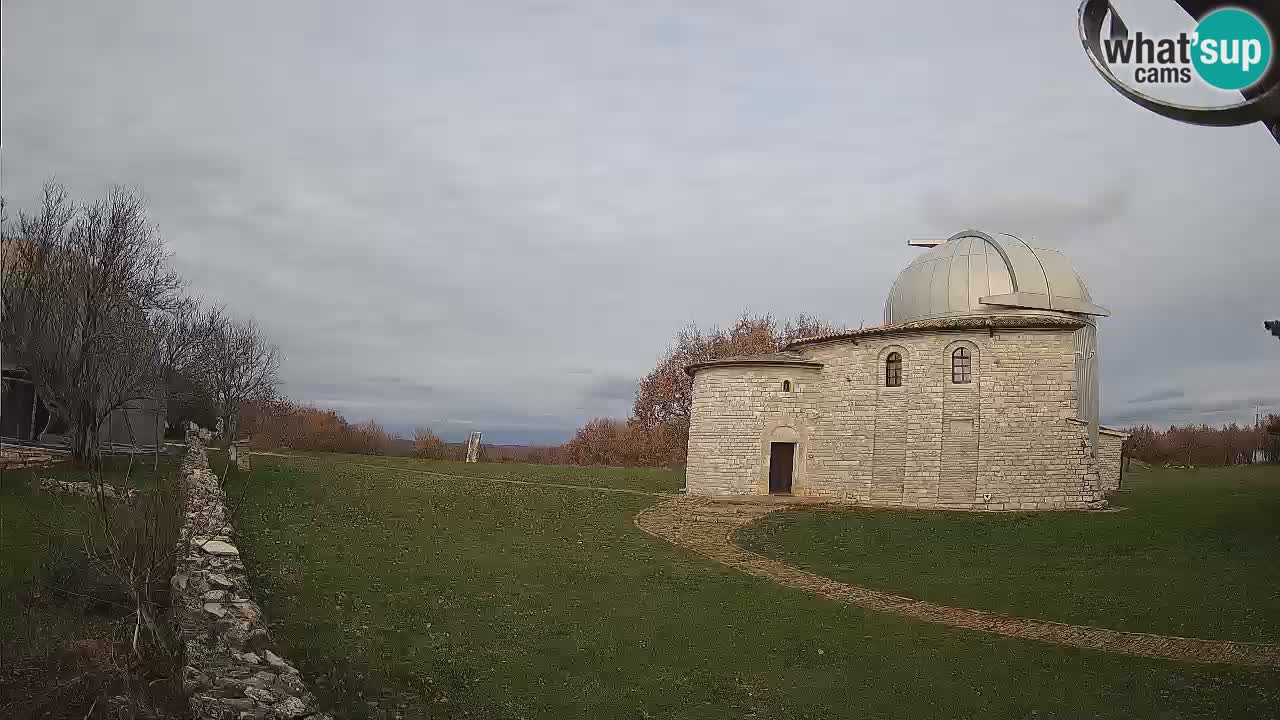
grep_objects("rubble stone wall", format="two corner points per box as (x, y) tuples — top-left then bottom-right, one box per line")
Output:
(35, 477), (137, 500)
(171, 428), (331, 720)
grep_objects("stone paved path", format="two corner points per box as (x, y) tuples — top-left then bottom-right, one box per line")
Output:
(635, 496), (1280, 668)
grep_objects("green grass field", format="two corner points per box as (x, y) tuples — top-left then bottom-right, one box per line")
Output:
(0, 465), (87, 645)
(1, 455), (180, 639)
(294, 451), (685, 493)
(224, 455), (1280, 719)
(1, 454), (186, 718)
(738, 464), (1280, 643)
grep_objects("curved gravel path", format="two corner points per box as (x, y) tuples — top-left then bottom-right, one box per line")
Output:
(634, 496), (1280, 668)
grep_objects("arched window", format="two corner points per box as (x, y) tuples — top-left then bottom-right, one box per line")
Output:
(782, 380), (792, 392)
(885, 352), (902, 387)
(952, 347), (972, 384)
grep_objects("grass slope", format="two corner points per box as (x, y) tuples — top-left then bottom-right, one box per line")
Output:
(738, 465), (1280, 643)
(226, 455), (1280, 719)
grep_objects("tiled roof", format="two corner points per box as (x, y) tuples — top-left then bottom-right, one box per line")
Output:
(784, 314), (1086, 350)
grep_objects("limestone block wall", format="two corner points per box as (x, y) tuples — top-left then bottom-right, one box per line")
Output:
(1098, 429), (1128, 492)
(686, 366), (820, 495)
(172, 428), (331, 720)
(686, 327), (1107, 510)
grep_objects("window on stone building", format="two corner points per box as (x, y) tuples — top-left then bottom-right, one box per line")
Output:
(885, 352), (902, 387)
(952, 347), (972, 384)
(782, 380), (792, 392)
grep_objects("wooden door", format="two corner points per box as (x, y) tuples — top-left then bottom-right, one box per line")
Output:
(769, 442), (795, 494)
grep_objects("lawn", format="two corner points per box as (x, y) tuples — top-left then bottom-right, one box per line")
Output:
(225, 454), (1280, 719)
(738, 464), (1280, 643)
(292, 451), (684, 493)
(0, 463), (90, 644)
(1, 454), (182, 639)
(0, 453), (186, 718)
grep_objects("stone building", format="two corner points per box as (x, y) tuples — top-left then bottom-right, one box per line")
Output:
(684, 230), (1129, 510)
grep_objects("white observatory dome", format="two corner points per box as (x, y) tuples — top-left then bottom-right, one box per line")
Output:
(884, 230), (1109, 326)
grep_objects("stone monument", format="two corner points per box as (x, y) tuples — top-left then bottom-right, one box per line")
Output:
(465, 431), (482, 463)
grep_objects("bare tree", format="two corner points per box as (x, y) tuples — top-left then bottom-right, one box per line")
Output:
(3, 186), (190, 668)
(146, 297), (218, 466)
(152, 298), (208, 389)
(82, 458), (184, 657)
(2, 183), (182, 466)
(200, 311), (281, 446)
(631, 312), (839, 457)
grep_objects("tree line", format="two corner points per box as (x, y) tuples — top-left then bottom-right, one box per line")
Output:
(1123, 416), (1280, 467)
(237, 401), (511, 461)
(2, 182), (280, 466)
(237, 398), (417, 456)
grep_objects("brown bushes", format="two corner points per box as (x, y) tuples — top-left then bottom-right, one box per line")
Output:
(556, 418), (684, 467)
(240, 399), (409, 455)
(411, 426), (464, 460)
(1123, 415), (1280, 466)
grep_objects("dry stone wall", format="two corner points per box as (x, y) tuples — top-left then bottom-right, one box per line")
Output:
(172, 427), (331, 720)
(687, 328), (1115, 510)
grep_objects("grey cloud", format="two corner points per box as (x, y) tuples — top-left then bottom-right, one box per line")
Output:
(1126, 387), (1186, 405)
(1106, 394), (1280, 426)
(583, 375), (639, 403)
(4, 0), (1279, 442)
(921, 178), (1136, 241)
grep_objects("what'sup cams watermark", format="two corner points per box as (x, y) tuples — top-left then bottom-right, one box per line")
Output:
(1100, 7), (1272, 90)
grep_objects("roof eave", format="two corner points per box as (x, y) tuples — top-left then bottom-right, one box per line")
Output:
(685, 359), (825, 377)
(785, 315), (1088, 350)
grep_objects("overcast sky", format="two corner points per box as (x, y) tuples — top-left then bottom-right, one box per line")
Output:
(3, 0), (1277, 443)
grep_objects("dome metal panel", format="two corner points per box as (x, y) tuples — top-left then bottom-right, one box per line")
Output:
(884, 230), (1109, 325)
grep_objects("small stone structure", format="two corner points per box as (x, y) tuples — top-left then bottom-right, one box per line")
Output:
(172, 426), (331, 720)
(230, 441), (251, 472)
(685, 231), (1129, 510)
(465, 431), (482, 463)
(1096, 427), (1129, 491)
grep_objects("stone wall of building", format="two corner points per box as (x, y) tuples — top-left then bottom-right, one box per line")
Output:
(172, 428), (331, 720)
(1098, 429), (1128, 492)
(686, 365), (821, 495)
(686, 328), (1108, 510)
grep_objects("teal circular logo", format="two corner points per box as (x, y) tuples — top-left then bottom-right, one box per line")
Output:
(1192, 8), (1272, 90)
